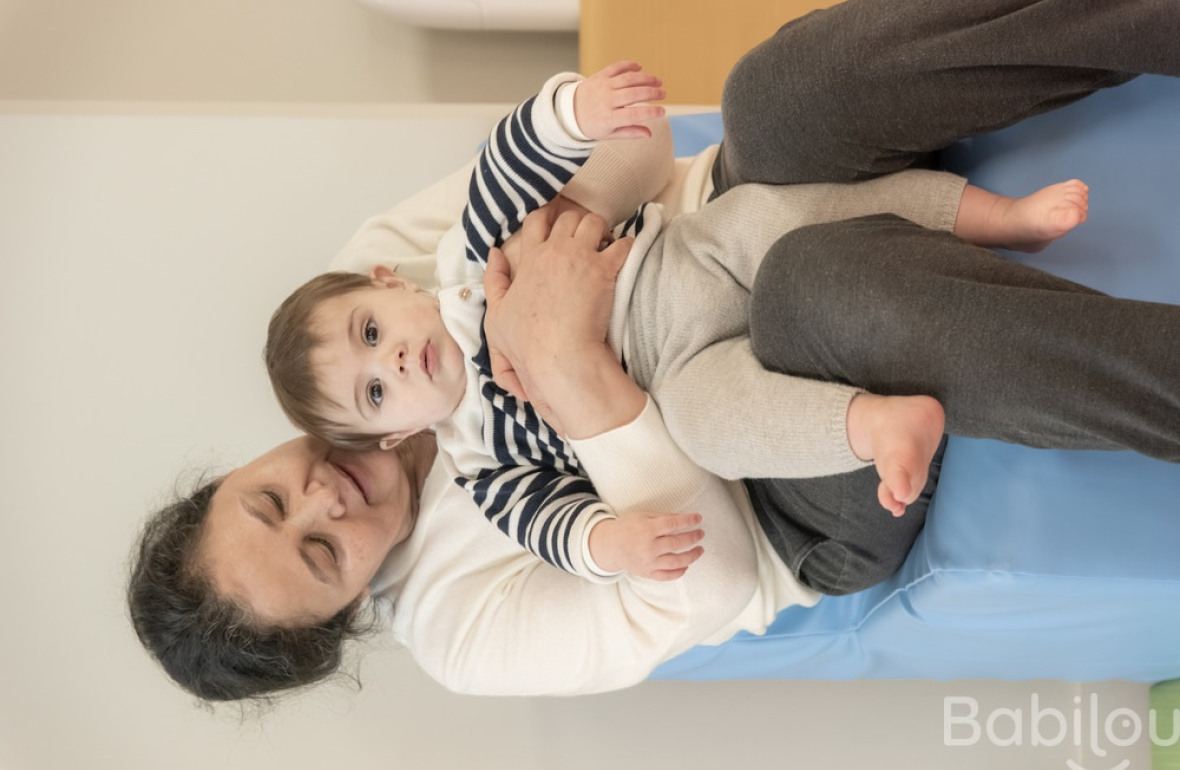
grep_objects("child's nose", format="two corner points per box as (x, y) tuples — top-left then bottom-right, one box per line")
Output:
(387, 345), (408, 376)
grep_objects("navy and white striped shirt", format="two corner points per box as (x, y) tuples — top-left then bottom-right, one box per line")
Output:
(444, 74), (651, 579)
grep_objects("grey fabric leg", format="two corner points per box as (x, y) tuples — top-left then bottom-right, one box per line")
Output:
(748, 215), (1180, 460)
(713, 0), (1179, 193)
(745, 437), (946, 596)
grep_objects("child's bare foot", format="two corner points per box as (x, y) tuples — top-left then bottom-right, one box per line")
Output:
(997, 179), (1089, 253)
(847, 393), (946, 518)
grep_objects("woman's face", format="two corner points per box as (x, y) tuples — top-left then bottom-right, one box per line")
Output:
(200, 436), (415, 626)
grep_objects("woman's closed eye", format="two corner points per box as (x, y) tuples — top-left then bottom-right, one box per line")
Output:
(309, 536), (337, 565)
(263, 490), (286, 517)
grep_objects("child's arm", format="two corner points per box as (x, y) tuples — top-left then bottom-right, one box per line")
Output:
(460, 61), (665, 268)
(459, 464), (702, 582)
(330, 81), (674, 287)
(587, 510), (704, 581)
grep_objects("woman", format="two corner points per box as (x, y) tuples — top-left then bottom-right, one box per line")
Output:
(130, 401), (798, 698)
(130, 0), (1180, 701)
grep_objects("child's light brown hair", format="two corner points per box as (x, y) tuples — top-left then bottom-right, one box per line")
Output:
(265, 270), (389, 450)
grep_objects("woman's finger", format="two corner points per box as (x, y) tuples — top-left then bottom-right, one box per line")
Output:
(572, 211), (608, 246)
(598, 236), (635, 277)
(519, 206), (558, 248)
(483, 247), (511, 304)
(550, 209), (583, 241)
(489, 349), (527, 401)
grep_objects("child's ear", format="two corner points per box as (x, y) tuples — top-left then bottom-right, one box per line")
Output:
(377, 433), (410, 451)
(370, 264), (413, 291)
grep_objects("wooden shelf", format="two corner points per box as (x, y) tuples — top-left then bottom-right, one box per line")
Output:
(579, 0), (837, 105)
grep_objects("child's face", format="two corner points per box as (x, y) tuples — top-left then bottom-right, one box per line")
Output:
(309, 266), (466, 448)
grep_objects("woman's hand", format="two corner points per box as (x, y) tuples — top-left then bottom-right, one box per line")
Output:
(588, 512), (705, 581)
(482, 207), (645, 439)
(483, 207), (630, 401)
(574, 60), (667, 141)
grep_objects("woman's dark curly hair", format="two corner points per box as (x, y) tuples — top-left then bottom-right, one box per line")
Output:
(127, 476), (375, 703)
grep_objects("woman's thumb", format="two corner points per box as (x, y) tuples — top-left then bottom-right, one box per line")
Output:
(484, 247), (511, 304)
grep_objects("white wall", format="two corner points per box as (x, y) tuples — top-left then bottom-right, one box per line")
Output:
(0, 0), (577, 103)
(0, 105), (1154, 770)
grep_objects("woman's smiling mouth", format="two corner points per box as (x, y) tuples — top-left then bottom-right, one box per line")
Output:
(330, 459), (370, 505)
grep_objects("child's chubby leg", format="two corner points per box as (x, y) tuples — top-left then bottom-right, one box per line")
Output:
(845, 392), (946, 518)
(954, 180), (1089, 253)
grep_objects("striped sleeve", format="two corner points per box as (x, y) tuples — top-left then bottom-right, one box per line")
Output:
(460, 466), (619, 582)
(460, 73), (595, 268)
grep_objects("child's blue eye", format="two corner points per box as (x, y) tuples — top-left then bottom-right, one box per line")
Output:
(363, 320), (378, 346)
(368, 380), (384, 407)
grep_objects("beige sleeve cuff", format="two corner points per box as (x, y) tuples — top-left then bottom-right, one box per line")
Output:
(562, 120), (675, 227)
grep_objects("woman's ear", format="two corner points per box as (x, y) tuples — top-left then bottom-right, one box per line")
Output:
(370, 264), (413, 291)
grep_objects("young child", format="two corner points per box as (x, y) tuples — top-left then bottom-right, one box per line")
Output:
(266, 61), (1089, 584)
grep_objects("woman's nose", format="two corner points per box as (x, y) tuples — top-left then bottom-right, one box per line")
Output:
(299, 479), (346, 523)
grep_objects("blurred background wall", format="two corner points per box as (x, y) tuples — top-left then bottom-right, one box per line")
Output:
(0, 0), (576, 103)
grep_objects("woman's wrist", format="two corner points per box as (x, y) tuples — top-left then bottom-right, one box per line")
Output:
(530, 343), (646, 440)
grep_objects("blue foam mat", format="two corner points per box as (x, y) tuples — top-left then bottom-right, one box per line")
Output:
(656, 75), (1180, 682)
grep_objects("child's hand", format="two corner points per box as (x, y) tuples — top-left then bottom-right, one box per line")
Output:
(574, 60), (667, 141)
(588, 512), (704, 581)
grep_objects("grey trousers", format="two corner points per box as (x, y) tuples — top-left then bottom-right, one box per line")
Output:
(714, 0), (1179, 190)
(720, 0), (1180, 596)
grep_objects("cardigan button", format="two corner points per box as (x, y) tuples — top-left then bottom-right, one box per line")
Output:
(459, 287), (472, 301)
